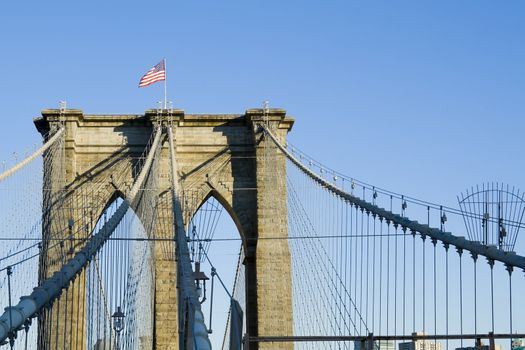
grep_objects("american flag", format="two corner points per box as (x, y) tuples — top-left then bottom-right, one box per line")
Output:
(138, 60), (166, 87)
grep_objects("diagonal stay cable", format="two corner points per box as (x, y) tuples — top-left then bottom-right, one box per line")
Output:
(0, 126), (163, 343)
(287, 176), (364, 335)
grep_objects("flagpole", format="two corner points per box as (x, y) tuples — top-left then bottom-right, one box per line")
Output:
(164, 58), (167, 110)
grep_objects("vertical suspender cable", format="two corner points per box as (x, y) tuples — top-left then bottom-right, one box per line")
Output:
(445, 244), (449, 350)
(386, 221), (390, 336)
(95, 247), (100, 345)
(472, 254), (478, 335)
(350, 201), (354, 332)
(63, 286), (68, 350)
(412, 230), (416, 333)
(379, 218), (383, 335)
(55, 296), (60, 350)
(507, 265), (513, 350)
(7, 267), (13, 349)
(394, 224), (398, 343)
(422, 234), (426, 337)
(359, 205), (364, 336)
(68, 280), (73, 350)
(48, 305), (53, 349)
(354, 198), (360, 332)
(372, 215), (376, 334)
(103, 217), (108, 350)
(402, 227), (406, 336)
(458, 248), (463, 347)
(86, 263), (91, 348)
(354, 201), (358, 334)
(345, 201), (350, 338)
(365, 212), (370, 332)
(432, 239), (437, 349)
(489, 259), (495, 333)
(73, 278), (78, 350)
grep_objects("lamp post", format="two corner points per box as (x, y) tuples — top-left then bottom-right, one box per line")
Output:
(193, 261), (210, 304)
(112, 306), (125, 349)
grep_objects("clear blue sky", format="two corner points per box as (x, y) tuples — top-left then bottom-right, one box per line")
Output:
(1, 1), (523, 205)
(1, 1), (524, 347)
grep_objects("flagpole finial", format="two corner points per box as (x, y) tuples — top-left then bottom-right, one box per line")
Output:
(263, 100), (270, 126)
(263, 100), (269, 113)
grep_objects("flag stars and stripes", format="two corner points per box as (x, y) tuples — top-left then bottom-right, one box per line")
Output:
(139, 60), (166, 87)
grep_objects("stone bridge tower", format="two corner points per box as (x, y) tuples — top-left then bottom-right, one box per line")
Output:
(35, 108), (294, 349)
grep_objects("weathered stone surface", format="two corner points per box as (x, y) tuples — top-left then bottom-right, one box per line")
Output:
(35, 108), (294, 349)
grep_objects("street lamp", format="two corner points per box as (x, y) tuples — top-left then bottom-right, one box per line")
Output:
(112, 306), (125, 349)
(193, 261), (210, 303)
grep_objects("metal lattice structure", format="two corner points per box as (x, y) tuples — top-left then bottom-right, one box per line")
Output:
(458, 183), (525, 252)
